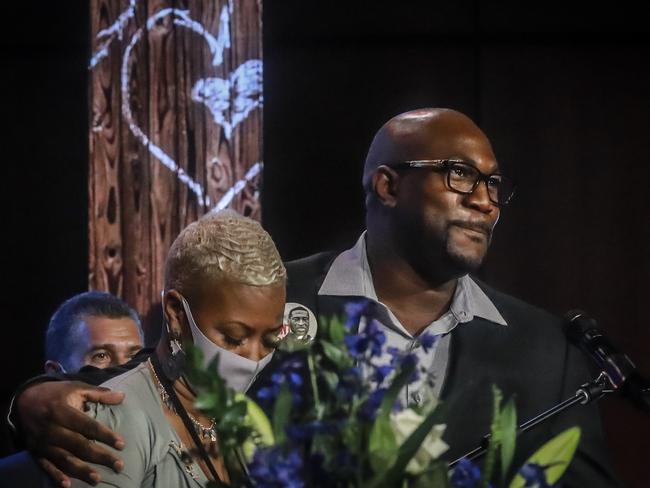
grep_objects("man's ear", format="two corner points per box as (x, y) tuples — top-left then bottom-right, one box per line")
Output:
(372, 165), (400, 208)
(44, 360), (64, 375)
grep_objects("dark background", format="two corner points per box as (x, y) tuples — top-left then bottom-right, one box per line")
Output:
(1, 1), (649, 486)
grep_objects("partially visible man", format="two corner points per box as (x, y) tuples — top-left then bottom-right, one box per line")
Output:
(0, 292), (144, 488)
(44, 291), (144, 374)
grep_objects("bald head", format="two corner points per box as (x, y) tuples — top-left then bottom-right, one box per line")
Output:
(363, 108), (495, 195)
(362, 108), (501, 283)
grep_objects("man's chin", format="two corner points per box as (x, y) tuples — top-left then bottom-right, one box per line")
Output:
(446, 244), (486, 274)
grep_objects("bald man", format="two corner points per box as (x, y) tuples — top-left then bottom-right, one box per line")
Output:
(286, 108), (619, 486)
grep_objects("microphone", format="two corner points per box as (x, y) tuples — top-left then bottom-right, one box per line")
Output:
(565, 310), (650, 413)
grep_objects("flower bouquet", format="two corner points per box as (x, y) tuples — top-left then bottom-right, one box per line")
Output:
(185, 301), (581, 487)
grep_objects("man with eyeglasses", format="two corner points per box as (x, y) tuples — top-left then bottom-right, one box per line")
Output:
(286, 108), (618, 486)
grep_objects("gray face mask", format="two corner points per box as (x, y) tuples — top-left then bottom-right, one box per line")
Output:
(180, 296), (274, 393)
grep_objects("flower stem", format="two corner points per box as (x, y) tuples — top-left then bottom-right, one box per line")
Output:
(307, 350), (322, 419)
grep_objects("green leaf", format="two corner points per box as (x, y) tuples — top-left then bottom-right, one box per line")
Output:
(184, 344), (211, 386)
(219, 400), (248, 428)
(188, 343), (205, 370)
(342, 420), (362, 455)
(368, 415), (398, 473)
(509, 427), (581, 488)
(480, 385), (503, 488)
(328, 315), (346, 345)
(272, 382), (292, 445)
(235, 393), (274, 446)
(321, 339), (353, 369)
(194, 392), (219, 411)
(234, 394), (274, 462)
(499, 398), (517, 483)
(321, 370), (339, 392)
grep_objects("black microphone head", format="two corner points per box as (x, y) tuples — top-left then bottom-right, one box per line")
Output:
(564, 309), (598, 345)
(565, 309), (586, 323)
(564, 310), (649, 412)
(564, 309), (636, 388)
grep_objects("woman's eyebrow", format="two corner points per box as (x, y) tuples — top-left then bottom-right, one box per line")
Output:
(219, 321), (252, 331)
(219, 321), (284, 333)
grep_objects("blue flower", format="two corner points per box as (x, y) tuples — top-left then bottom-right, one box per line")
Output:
(400, 352), (418, 370)
(450, 458), (482, 488)
(249, 446), (304, 488)
(336, 366), (363, 401)
(386, 346), (400, 360)
(385, 346), (422, 384)
(255, 357), (305, 408)
(288, 372), (303, 388)
(371, 364), (394, 384)
(359, 387), (388, 420)
(400, 352), (421, 384)
(256, 385), (278, 402)
(286, 420), (338, 442)
(344, 299), (373, 330)
(419, 332), (439, 353)
(344, 334), (366, 358)
(344, 319), (386, 359)
(519, 463), (554, 487)
(364, 319), (386, 357)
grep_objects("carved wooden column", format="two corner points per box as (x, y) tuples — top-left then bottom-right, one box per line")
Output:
(89, 0), (263, 335)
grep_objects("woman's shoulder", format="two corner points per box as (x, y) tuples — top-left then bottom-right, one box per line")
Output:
(89, 362), (174, 454)
(78, 362), (177, 486)
(101, 361), (157, 394)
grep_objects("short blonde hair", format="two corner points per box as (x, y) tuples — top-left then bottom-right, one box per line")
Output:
(164, 210), (286, 294)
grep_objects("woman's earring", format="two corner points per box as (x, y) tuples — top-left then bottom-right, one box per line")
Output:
(168, 325), (184, 355)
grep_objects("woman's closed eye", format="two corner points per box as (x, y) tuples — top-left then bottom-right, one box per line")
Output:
(223, 334), (245, 347)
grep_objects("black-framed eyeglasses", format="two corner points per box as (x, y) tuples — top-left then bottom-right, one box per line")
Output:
(384, 159), (516, 206)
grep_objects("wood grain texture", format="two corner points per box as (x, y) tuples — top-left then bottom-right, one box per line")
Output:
(89, 0), (263, 335)
(89, 0), (125, 297)
(120, 0), (151, 316)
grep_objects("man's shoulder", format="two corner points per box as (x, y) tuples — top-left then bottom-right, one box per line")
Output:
(284, 250), (340, 293)
(285, 250), (340, 279)
(472, 278), (563, 331)
(284, 250), (343, 312)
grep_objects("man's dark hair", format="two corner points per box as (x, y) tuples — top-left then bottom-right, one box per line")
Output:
(45, 291), (143, 368)
(289, 306), (309, 317)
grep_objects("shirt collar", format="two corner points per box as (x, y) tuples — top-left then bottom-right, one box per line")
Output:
(318, 232), (507, 326)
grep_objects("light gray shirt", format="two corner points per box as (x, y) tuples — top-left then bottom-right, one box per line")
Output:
(71, 362), (209, 488)
(318, 232), (507, 405)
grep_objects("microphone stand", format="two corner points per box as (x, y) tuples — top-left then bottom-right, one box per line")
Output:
(448, 372), (614, 468)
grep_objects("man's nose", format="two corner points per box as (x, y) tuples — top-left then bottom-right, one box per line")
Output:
(465, 180), (495, 214)
(245, 340), (268, 361)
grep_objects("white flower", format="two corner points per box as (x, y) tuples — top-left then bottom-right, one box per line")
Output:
(390, 408), (449, 474)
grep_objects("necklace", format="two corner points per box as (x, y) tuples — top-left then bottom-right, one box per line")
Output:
(148, 358), (218, 443)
